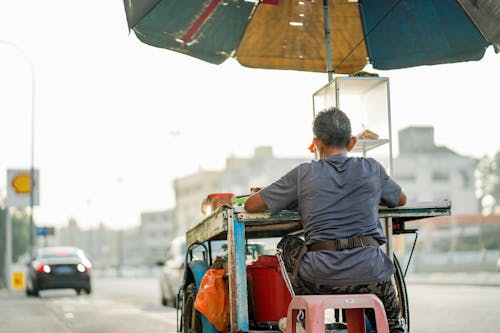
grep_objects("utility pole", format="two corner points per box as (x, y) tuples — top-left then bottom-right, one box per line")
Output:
(0, 40), (37, 263)
(1, 40), (36, 292)
(4, 208), (12, 290)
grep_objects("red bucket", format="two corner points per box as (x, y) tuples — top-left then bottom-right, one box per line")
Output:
(246, 255), (292, 323)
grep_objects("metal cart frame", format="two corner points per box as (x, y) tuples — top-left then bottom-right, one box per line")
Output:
(180, 201), (451, 333)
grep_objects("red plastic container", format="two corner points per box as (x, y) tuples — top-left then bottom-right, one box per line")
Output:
(246, 255), (292, 323)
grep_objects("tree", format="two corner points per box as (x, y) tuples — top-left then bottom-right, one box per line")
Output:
(476, 151), (500, 215)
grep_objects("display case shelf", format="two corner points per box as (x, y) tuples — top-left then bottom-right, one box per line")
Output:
(312, 76), (393, 173)
(352, 138), (390, 153)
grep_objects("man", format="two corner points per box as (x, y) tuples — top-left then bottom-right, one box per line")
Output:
(244, 107), (407, 333)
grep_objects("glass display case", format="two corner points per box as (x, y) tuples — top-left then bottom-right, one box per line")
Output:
(312, 76), (393, 174)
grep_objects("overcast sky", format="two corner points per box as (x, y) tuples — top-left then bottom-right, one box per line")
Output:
(1, 1), (499, 230)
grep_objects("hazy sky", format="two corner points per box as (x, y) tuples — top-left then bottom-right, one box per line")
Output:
(1, 1), (499, 230)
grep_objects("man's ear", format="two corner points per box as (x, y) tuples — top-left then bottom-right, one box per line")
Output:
(347, 136), (357, 151)
(313, 137), (322, 152)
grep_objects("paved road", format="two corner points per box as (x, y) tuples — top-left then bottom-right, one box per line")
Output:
(1, 276), (499, 333)
(0, 277), (177, 333)
(408, 283), (500, 333)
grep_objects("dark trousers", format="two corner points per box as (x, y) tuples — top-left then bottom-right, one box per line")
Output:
(277, 235), (407, 333)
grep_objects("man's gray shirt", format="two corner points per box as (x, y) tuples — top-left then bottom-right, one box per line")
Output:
(259, 154), (402, 285)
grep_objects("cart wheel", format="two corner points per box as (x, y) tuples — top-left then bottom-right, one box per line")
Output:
(183, 283), (202, 333)
(393, 254), (410, 332)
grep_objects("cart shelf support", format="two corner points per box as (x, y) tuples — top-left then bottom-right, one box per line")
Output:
(227, 208), (249, 331)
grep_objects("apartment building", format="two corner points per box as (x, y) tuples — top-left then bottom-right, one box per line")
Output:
(393, 126), (479, 214)
(173, 146), (310, 233)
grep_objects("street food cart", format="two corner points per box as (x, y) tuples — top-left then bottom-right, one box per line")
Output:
(177, 76), (451, 332)
(178, 200), (451, 333)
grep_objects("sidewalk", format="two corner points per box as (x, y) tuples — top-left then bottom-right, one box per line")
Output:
(0, 289), (73, 333)
(406, 272), (500, 286)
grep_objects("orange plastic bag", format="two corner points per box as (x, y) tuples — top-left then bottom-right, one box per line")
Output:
(194, 269), (230, 332)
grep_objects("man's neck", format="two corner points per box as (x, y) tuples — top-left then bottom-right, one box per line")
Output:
(319, 147), (347, 159)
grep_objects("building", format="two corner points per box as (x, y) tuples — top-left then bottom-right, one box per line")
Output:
(173, 169), (223, 237)
(405, 214), (500, 273)
(56, 219), (143, 269)
(173, 146), (310, 233)
(393, 126), (479, 214)
(140, 209), (176, 265)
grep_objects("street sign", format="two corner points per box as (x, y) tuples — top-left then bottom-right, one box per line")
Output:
(36, 227), (47, 236)
(6, 169), (39, 207)
(36, 226), (55, 237)
(11, 271), (25, 290)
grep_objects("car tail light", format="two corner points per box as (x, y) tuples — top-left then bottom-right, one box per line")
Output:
(37, 264), (51, 273)
(77, 264), (91, 272)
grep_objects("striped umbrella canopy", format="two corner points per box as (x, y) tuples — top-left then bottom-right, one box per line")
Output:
(123, 0), (499, 75)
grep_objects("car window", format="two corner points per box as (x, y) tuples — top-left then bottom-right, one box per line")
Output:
(39, 248), (82, 259)
(40, 251), (79, 259)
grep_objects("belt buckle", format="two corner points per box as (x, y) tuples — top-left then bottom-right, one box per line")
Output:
(338, 238), (349, 250)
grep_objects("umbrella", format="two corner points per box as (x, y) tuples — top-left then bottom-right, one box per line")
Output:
(123, 0), (500, 75)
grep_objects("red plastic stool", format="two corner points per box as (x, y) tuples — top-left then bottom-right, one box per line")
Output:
(286, 294), (389, 333)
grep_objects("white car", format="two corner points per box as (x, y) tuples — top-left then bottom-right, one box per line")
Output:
(159, 236), (186, 307)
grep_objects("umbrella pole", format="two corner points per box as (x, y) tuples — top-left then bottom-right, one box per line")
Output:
(323, 0), (334, 81)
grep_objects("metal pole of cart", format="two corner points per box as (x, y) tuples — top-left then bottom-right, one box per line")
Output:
(227, 209), (249, 331)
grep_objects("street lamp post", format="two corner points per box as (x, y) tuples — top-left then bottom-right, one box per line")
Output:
(1, 40), (36, 261)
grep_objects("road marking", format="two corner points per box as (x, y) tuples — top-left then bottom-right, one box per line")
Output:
(64, 312), (75, 319)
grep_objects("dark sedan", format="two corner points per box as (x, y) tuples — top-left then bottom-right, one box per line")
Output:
(26, 246), (92, 296)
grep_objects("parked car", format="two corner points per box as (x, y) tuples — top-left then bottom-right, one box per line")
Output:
(26, 246), (92, 296)
(159, 236), (186, 307)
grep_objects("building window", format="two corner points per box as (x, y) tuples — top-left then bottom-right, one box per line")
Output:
(433, 193), (449, 201)
(395, 173), (416, 182)
(459, 170), (471, 188)
(432, 171), (449, 181)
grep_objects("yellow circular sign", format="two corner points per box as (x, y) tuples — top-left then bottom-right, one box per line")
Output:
(11, 173), (32, 194)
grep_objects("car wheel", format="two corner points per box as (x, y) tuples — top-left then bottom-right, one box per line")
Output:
(26, 279), (36, 297)
(85, 287), (92, 294)
(183, 283), (202, 333)
(28, 280), (40, 297)
(160, 285), (168, 306)
(76, 288), (82, 295)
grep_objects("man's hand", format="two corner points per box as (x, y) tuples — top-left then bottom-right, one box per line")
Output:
(398, 191), (407, 206)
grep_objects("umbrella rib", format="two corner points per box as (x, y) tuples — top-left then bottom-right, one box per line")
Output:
(181, 0), (221, 43)
(337, 0), (403, 69)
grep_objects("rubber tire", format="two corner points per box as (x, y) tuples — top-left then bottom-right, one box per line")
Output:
(26, 279), (39, 297)
(28, 282), (39, 297)
(183, 283), (202, 333)
(393, 254), (410, 332)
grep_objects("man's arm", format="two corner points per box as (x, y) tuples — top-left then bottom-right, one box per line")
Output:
(244, 192), (268, 212)
(399, 190), (407, 206)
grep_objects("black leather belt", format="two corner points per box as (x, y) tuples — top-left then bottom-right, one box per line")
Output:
(292, 236), (381, 281)
(309, 236), (380, 251)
